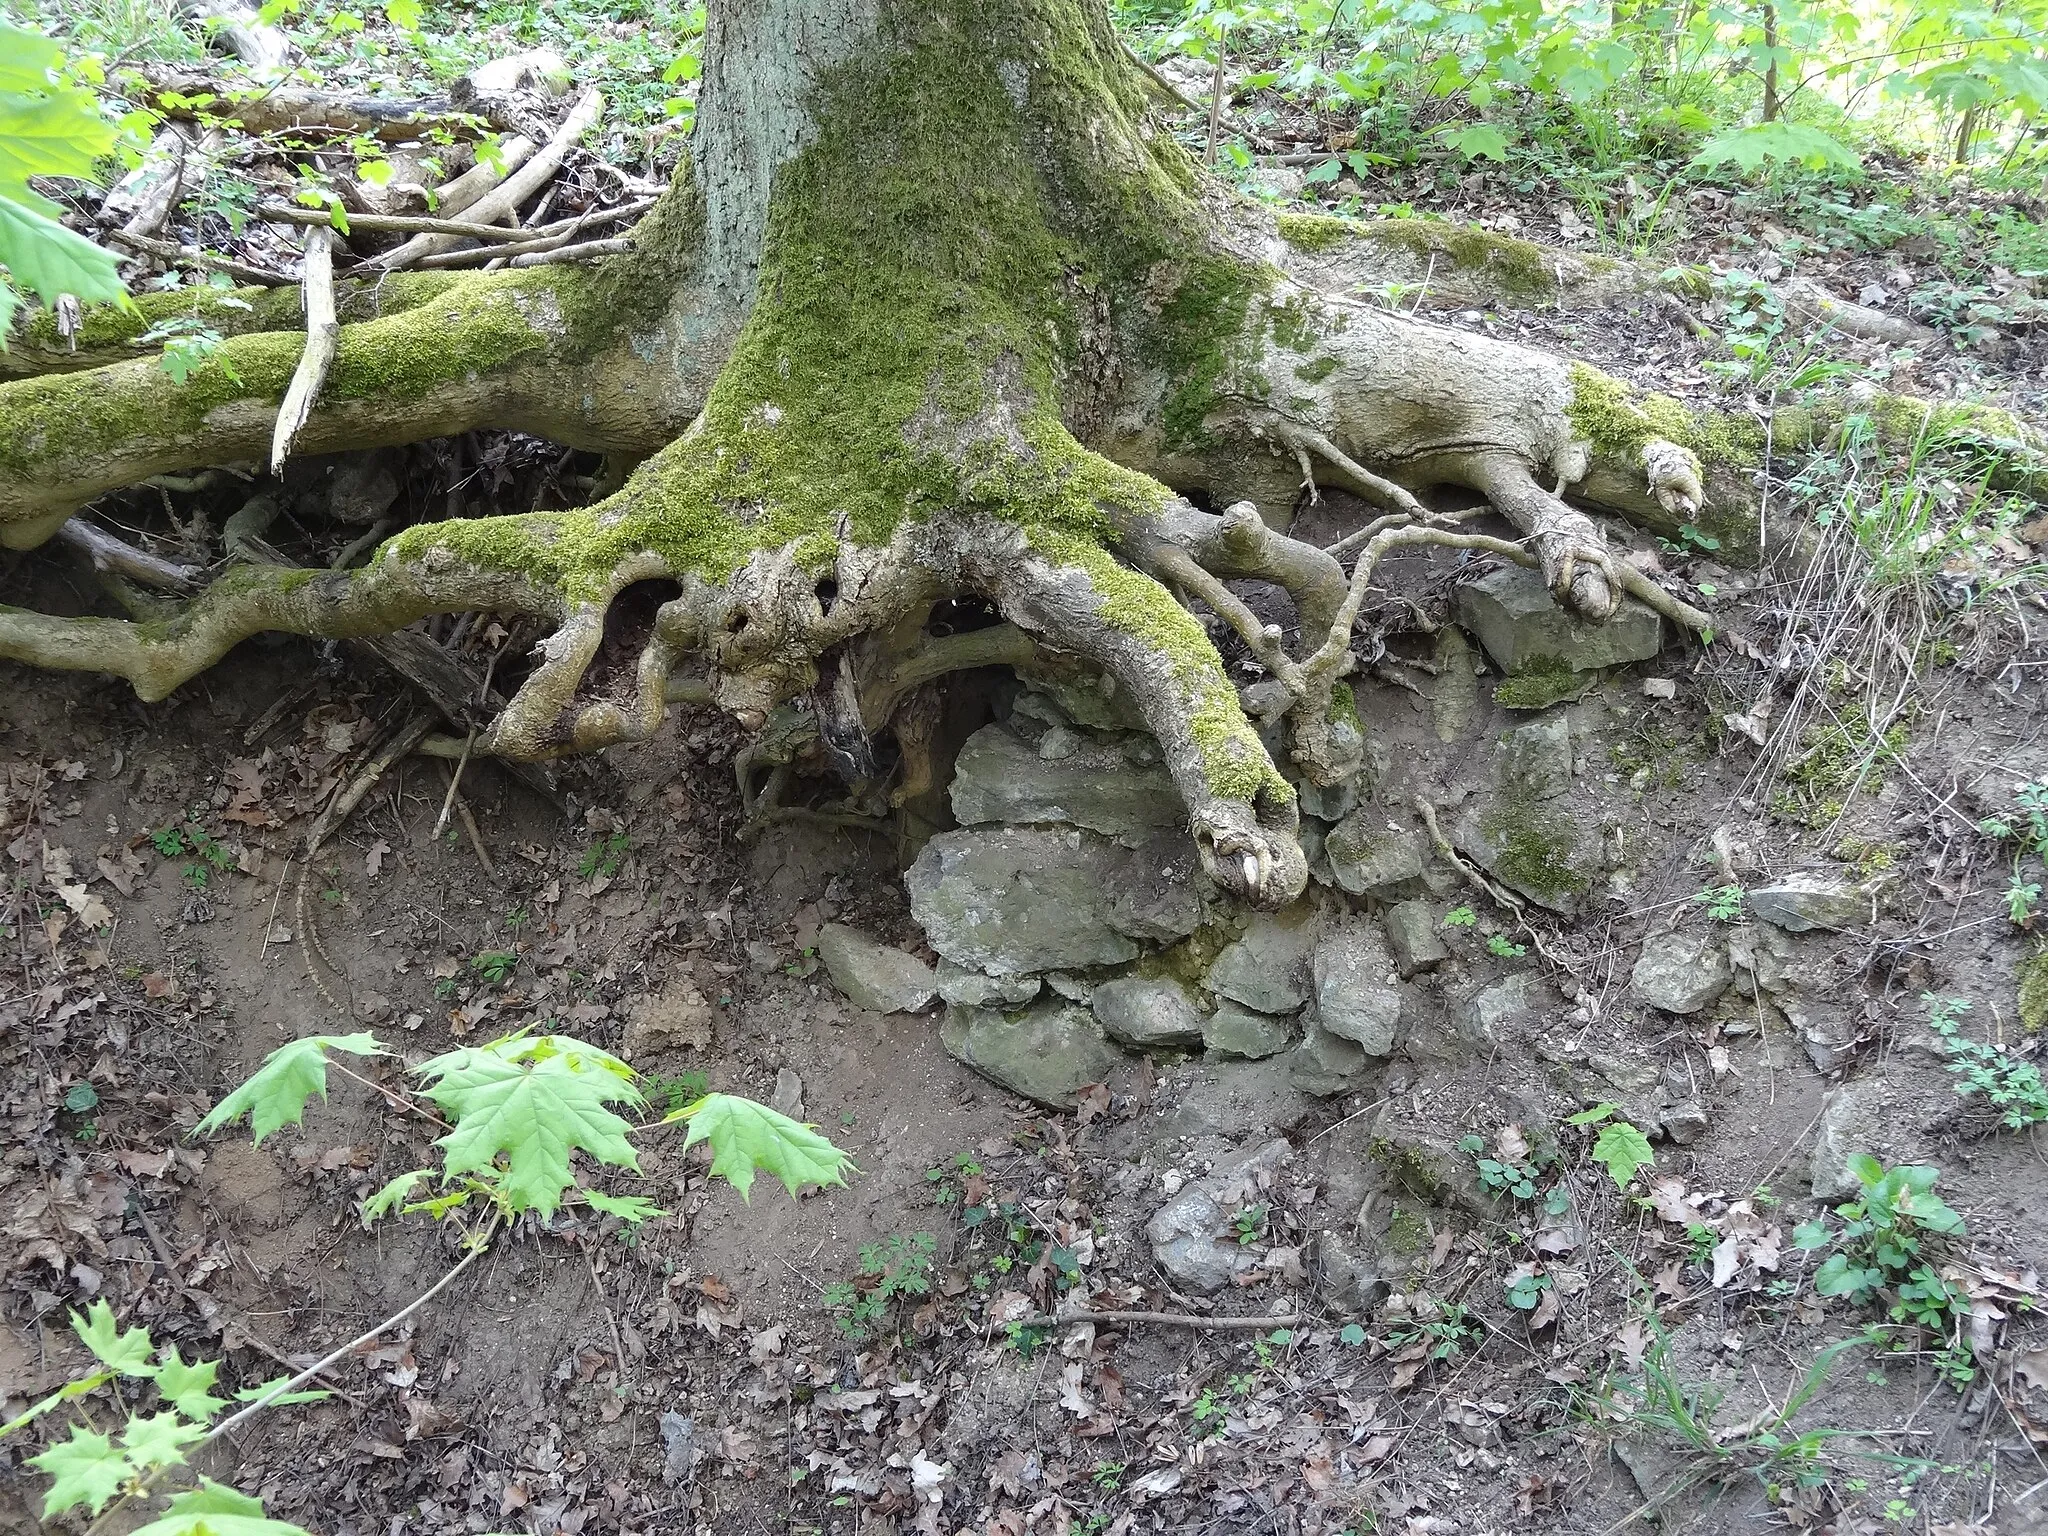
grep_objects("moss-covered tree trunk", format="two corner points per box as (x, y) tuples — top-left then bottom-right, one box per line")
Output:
(0, 0), (1746, 906)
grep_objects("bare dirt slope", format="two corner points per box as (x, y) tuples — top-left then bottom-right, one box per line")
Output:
(4, 507), (2048, 1536)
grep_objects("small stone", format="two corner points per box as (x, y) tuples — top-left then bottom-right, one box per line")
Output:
(1641, 677), (1677, 699)
(1146, 1138), (1292, 1293)
(1311, 920), (1404, 1055)
(1290, 1022), (1370, 1096)
(1037, 724), (1084, 760)
(1749, 873), (1875, 933)
(1203, 1002), (1296, 1060)
(1384, 900), (1449, 977)
(624, 989), (715, 1058)
(940, 1000), (1126, 1109)
(1631, 931), (1733, 1014)
(1810, 1080), (1886, 1200)
(1454, 562), (1662, 676)
(770, 1068), (805, 1121)
(659, 1411), (697, 1487)
(1160, 1169), (1185, 1195)
(1324, 815), (1428, 899)
(1317, 1231), (1389, 1316)
(1092, 977), (1206, 1050)
(1296, 775), (1359, 822)
(817, 922), (937, 1013)
(1447, 974), (1541, 1051)
(1661, 1100), (1710, 1146)
(934, 959), (1041, 1009)
(745, 941), (782, 974)
(1207, 906), (1319, 1013)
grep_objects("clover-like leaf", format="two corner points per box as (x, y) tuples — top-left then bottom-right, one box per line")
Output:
(415, 1034), (643, 1218)
(73, 1298), (157, 1377)
(1589, 1121), (1654, 1189)
(678, 1093), (854, 1201)
(128, 1478), (310, 1536)
(193, 1033), (388, 1145)
(121, 1411), (206, 1469)
(27, 1424), (129, 1517)
(154, 1351), (225, 1421)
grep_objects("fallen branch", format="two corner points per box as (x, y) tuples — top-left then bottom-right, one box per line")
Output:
(103, 228), (290, 287)
(502, 235), (632, 268)
(1001, 1310), (1305, 1330)
(269, 227), (338, 472)
(258, 202), (549, 243)
(371, 89), (603, 268)
(54, 520), (200, 592)
(410, 197), (655, 268)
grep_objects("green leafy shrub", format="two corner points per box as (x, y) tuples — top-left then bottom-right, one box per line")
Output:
(1925, 994), (2048, 1131)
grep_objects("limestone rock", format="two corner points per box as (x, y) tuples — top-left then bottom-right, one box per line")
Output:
(771, 1068), (805, 1120)
(1631, 931), (1733, 1014)
(624, 988), (715, 1059)
(935, 959), (1041, 1009)
(1317, 1230), (1389, 1315)
(1145, 1138), (1293, 1293)
(1092, 977), (1205, 1050)
(1208, 905), (1319, 1013)
(907, 826), (1203, 975)
(1203, 1002), (1295, 1060)
(1384, 900), (1449, 977)
(1324, 815), (1428, 898)
(1311, 920), (1404, 1055)
(1810, 1079), (1888, 1200)
(940, 1000), (1126, 1109)
(1290, 1022), (1371, 1097)
(1148, 1058), (1316, 1143)
(949, 722), (1181, 845)
(1448, 716), (1602, 914)
(1454, 563), (1662, 677)
(817, 923), (937, 1013)
(1750, 873), (1875, 933)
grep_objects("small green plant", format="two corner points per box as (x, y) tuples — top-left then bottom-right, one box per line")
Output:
(1442, 905), (1478, 929)
(138, 315), (237, 385)
(1793, 1157), (1970, 1377)
(1484, 932), (1527, 958)
(1458, 1132), (1540, 1200)
(1694, 884), (1746, 921)
(642, 1069), (709, 1115)
(925, 1151), (982, 1205)
(821, 1231), (937, 1341)
(1925, 994), (2047, 1131)
(1568, 1102), (1656, 1188)
(578, 831), (632, 880)
(1384, 1299), (1480, 1362)
(1232, 1203), (1269, 1245)
(1189, 1388), (1228, 1439)
(470, 950), (517, 985)
(1978, 780), (2048, 930)
(1504, 1265), (1553, 1312)
(150, 821), (234, 890)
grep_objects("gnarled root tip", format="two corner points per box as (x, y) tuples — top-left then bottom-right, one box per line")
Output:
(1193, 809), (1309, 909)
(1642, 438), (1705, 519)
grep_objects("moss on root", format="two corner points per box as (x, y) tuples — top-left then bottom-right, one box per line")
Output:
(1275, 211), (1353, 254)
(1027, 526), (1289, 809)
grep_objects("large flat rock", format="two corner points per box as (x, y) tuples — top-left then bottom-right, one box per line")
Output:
(949, 722), (1182, 845)
(940, 1000), (1126, 1108)
(907, 826), (1205, 976)
(1455, 563), (1661, 676)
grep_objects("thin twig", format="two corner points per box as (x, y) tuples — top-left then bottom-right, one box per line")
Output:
(84, 1233), (492, 1536)
(1003, 1310), (1304, 1331)
(431, 730), (476, 840)
(269, 226), (337, 472)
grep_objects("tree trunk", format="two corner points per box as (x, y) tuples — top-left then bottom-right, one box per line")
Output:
(0, 0), (1840, 908)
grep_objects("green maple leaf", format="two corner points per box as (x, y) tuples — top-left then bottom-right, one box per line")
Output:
(192, 1034), (389, 1145)
(73, 1299), (157, 1377)
(679, 1093), (853, 1201)
(121, 1411), (206, 1469)
(154, 1351), (225, 1421)
(1590, 1121), (1655, 1189)
(358, 1168), (432, 1226)
(416, 1034), (643, 1218)
(28, 1424), (130, 1517)
(582, 1188), (666, 1224)
(129, 1478), (309, 1536)
(0, 24), (126, 324)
